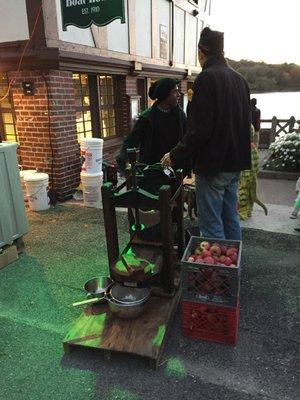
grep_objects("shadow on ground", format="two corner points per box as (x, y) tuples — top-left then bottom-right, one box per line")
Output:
(0, 204), (298, 400)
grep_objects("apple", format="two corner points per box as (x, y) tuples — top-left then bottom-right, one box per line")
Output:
(226, 247), (238, 257)
(195, 248), (202, 256)
(210, 244), (222, 257)
(224, 257), (232, 266)
(199, 241), (210, 250)
(220, 245), (227, 255)
(195, 256), (203, 263)
(187, 256), (195, 262)
(202, 249), (211, 258)
(219, 255), (227, 264)
(229, 252), (238, 264)
(202, 256), (215, 264)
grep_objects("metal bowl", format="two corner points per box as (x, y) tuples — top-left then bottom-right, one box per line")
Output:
(107, 285), (150, 319)
(110, 284), (150, 305)
(84, 276), (114, 301)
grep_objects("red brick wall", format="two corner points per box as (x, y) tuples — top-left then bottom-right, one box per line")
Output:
(10, 69), (80, 200)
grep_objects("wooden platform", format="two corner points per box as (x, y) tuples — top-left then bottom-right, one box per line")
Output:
(63, 290), (181, 368)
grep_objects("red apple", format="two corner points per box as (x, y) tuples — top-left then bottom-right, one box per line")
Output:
(202, 249), (211, 258)
(203, 256), (215, 264)
(229, 252), (238, 264)
(220, 245), (227, 255)
(195, 256), (203, 263)
(226, 247), (238, 257)
(224, 257), (232, 266)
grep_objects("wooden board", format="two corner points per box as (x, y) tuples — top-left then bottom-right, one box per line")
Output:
(63, 290), (181, 367)
(0, 245), (18, 269)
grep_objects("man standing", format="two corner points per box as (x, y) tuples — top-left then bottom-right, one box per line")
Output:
(251, 98), (261, 147)
(161, 27), (251, 240)
(116, 78), (187, 175)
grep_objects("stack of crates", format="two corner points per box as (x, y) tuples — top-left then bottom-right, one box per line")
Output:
(181, 236), (242, 345)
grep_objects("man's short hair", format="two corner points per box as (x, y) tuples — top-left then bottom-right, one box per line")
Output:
(198, 27), (224, 56)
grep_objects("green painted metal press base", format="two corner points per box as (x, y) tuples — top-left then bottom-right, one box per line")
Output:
(63, 290), (181, 368)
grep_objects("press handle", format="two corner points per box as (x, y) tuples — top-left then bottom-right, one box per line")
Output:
(72, 297), (102, 307)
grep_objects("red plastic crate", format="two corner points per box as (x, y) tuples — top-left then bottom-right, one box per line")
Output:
(182, 300), (240, 345)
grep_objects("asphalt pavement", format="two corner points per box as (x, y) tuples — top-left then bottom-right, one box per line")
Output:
(0, 188), (299, 400)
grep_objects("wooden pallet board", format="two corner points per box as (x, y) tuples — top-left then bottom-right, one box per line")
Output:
(63, 290), (181, 367)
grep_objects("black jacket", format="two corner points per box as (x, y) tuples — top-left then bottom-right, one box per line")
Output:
(170, 57), (252, 176)
(117, 102), (188, 171)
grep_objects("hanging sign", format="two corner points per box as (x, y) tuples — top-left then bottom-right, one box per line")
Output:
(61, 0), (125, 31)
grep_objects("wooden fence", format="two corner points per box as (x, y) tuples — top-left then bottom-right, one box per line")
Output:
(259, 116), (299, 149)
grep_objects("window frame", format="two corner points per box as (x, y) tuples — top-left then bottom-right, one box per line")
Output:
(0, 73), (18, 142)
(72, 73), (93, 142)
(97, 74), (119, 140)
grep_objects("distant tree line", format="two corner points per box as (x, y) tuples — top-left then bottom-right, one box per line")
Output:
(227, 59), (300, 92)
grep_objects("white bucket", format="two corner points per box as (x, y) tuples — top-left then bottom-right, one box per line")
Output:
(81, 138), (103, 174)
(24, 172), (50, 211)
(19, 170), (37, 208)
(81, 172), (103, 208)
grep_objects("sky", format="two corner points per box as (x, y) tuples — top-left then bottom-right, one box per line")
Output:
(211, 0), (300, 65)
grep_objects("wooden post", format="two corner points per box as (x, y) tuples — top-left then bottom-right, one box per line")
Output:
(288, 116), (295, 132)
(159, 185), (174, 294)
(174, 170), (184, 258)
(101, 183), (119, 271)
(270, 116), (277, 143)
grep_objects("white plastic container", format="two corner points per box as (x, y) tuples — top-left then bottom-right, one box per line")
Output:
(81, 172), (103, 208)
(24, 172), (50, 211)
(19, 170), (37, 208)
(81, 138), (103, 174)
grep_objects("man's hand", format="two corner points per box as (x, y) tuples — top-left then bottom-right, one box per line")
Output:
(161, 152), (172, 168)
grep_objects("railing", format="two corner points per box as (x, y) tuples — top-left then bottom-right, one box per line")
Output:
(259, 116), (299, 148)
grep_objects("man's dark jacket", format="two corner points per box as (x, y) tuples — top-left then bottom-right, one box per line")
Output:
(117, 102), (187, 170)
(170, 56), (251, 176)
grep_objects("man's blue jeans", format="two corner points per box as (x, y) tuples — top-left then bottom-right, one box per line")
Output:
(195, 172), (241, 240)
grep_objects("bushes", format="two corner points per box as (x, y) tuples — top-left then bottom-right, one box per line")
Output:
(263, 131), (300, 172)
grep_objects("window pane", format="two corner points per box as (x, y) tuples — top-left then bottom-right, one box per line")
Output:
(85, 120), (92, 132)
(4, 124), (15, 135)
(83, 96), (90, 106)
(85, 131), (93, 139)
(101, 109), (109, 119)
(84, 110), (91, 121)
(2, 113), (13, 123)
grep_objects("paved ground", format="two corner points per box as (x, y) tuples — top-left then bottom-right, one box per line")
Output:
(0, 195), (299, 399)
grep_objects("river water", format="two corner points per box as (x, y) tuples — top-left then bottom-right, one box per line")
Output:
(251, 91), (300, 120)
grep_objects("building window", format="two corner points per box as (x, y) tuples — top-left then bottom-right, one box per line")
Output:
(0, 74), (18, 142)
(72, 73), (92, 142)
(98, 75), (117, 138)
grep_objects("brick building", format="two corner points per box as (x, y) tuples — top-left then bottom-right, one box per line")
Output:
(0, 0), (212, 200)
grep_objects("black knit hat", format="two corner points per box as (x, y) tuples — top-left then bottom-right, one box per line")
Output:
(149, 78), (178, 102)
(199, 27), (224, 55)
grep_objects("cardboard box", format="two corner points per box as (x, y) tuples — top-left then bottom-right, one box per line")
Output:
(0, 245), (18, 269)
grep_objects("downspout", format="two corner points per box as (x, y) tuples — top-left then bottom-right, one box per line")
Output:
(169, 0), (174, 67)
